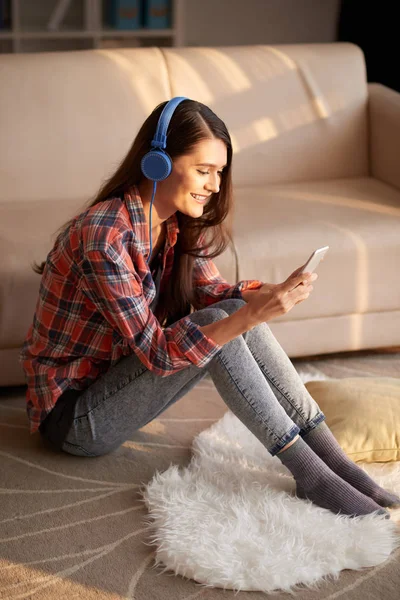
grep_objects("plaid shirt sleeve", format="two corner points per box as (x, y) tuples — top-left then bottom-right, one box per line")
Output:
(79, 235), (223, 376)
(192, 236), (264, 308)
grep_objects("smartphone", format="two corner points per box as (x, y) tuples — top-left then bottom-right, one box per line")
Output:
(300, 246), (329, 274)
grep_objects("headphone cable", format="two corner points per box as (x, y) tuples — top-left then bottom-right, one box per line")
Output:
(148, 180), (157, 263)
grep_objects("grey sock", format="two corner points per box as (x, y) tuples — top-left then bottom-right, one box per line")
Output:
(302, 421), (400, 509)
(277, 436), (390, 519)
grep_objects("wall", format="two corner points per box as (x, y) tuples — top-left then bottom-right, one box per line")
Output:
(183, 0), (342, 47)
(15, 1), (343, 50)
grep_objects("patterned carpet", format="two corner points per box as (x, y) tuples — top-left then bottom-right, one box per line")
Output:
(0, 347), (399, 600)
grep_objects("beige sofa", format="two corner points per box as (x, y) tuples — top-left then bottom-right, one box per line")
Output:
(1, 42), (400, 387)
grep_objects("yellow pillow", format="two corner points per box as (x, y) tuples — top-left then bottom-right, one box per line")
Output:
(304, 377), (400, 463)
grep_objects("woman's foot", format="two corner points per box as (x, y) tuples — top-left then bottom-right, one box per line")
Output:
(277, 435), (390, 518)
(302, 421), (400, 509)
(295, 484), (390, 519)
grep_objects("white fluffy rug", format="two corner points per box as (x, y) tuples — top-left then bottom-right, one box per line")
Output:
(140, 370), (400, 594)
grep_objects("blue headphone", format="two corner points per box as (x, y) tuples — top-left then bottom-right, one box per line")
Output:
(141, 96), (189, 264)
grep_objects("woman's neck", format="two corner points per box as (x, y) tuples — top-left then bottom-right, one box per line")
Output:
(138, 179), (167, 235)
(150, 221), (166, 260)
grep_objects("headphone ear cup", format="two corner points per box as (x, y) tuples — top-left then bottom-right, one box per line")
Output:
(141, 149), (172, 182)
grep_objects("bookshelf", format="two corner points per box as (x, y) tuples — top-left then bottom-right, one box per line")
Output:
(0, 0), (185, 54)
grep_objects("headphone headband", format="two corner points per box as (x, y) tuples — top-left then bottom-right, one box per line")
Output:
(151, 96), (188, 149)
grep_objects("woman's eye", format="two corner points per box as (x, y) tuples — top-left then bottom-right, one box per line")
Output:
(197, 170), (224, 176)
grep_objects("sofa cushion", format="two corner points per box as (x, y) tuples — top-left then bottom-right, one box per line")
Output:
(163, 43), (369, 187)
(213, 176), (400, 321)
(0, 48), (170, 205)
(304, 377), (400, 463)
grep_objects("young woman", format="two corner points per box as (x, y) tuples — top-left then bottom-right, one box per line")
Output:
(20, 98), (399, 519)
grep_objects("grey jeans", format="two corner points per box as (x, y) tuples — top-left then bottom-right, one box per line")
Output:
(43, 298), (325, 458)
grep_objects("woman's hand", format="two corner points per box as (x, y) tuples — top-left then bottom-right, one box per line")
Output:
(241, 284), (275, 302)
(245, 267), (318, 323)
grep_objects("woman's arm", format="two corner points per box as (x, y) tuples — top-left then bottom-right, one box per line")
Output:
(79, 236), (223, 375)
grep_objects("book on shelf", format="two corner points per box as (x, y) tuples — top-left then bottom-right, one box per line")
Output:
(105, 0), (142, 30)
(143, 0), (171, 29)
(105, 0), (171, 31)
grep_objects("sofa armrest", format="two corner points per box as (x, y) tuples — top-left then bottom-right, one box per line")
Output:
(368, 83), (400, 191)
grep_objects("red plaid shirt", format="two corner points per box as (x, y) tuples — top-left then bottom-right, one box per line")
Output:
(20, 185), (264, 434)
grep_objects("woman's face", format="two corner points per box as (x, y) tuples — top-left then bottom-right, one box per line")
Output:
(143, 138), (228, 221)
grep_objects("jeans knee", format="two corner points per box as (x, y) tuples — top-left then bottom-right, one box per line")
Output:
(216, 298), (247, 314)
(189, 306), (230, 328)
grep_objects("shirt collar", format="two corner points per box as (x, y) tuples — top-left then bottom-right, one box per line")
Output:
(123, 184), (180, 258)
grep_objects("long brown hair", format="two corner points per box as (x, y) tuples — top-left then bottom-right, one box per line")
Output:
(32, 99), (235, 328)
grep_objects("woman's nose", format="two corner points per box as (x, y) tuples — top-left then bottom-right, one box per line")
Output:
(206, 173), (220, 194)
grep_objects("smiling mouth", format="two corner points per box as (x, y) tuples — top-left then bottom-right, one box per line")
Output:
(191, 193), (211, 203)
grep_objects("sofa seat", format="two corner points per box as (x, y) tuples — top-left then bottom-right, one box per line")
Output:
(219, 176), (400, 320)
